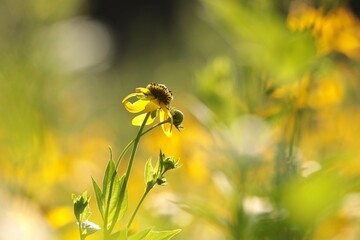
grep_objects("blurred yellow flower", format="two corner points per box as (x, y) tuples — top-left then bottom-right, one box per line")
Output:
(122, 83), (174, 137)
(308, 77), (344, 109)
(271, 76), (310, 109)
(288, 4), (360, 58)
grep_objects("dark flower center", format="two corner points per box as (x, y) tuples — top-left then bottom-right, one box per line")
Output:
(147, 83), (173, 106)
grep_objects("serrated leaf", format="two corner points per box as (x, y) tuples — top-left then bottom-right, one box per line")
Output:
(144, 158), (154, 185)
(128, 228), (152, 240)
(92, 177), (104, 219)
(144, 229), (181, 240)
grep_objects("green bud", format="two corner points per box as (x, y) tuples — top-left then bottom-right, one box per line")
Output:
(72, 192), (91, 223)
(156, 177), (167, 186)
(171, 109), (184, 131)
(162, 157), (180, 173)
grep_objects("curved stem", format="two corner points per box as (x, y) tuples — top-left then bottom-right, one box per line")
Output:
(127, 186), (152, 229)
(123, 112), (151, 187)
(105, 113), (152, 237)
(115, 118), (171, 170)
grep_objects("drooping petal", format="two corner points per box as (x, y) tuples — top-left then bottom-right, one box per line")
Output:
(132, 112), (157, 126)
(159, 108), (173, 137)
(136, 88), (152, 98)
(122, 93), (138, 103)
(124, 99), (150, 113)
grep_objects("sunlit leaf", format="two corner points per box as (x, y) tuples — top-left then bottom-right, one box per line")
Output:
(92, 177), (103, 219)
(102, 160), (128, 231)
(128, 228), (152, 240)
(144, 229), (181, 240)
(109, 229), (127, 240)
(144, 158), (154, 186)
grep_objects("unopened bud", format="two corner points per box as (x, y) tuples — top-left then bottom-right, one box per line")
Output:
(171, 109), (184, 131)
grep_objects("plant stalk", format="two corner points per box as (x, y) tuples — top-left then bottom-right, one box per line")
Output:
(127, 185), (152, 229)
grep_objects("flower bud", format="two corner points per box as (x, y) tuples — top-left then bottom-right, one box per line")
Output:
(156, 177), (167, 186)
(72, 192), (90, 223)
(162, 157), (180, 172)
(171, 109), (184, 131)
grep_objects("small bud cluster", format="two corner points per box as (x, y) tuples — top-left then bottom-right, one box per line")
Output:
(145, 150), (180, 190)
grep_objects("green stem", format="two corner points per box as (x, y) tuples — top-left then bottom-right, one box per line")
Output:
(127, 185), (152, 229)
(103, 113), (170, 237)
(104, 112), (151, 238)
(123, 112), (151, 187)
(78, 222), (85, 240)
(115, 118), (171, 170)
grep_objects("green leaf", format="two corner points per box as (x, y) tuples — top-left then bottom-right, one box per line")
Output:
(113, 175), (128, 225)
(102, 161), (128, 231)
(92, 177), (104, 219)
(109, 229), (128, 240)
(103, 160), (116, 197)
(144, 229), (181, 240)
(155, 150), (165, 176)
(107, 175), (127, 229)
(72, 192), (91, 223)
(144, 158), (154, 185)
(128, 228), (152, 240)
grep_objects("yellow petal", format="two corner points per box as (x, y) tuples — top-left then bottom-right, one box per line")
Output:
(136, 88), (152, 97)
(160, 109), (173, 137)
(122, 93), (138, 103)
(145, 100), (160, 112)
(132, 112), (156, 126)
(124, 99), (150, 113)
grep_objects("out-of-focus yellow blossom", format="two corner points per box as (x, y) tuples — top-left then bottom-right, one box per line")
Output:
(46, 206), (74, 228)
(308, 76), (344, 108)
(270, 73), (344, 110)
(271, 76), (310, 109)
(122, 83), (174, 137)
(299, 106), (360, 178)
(288, 4), (360, 58)
(313, 214), (356, 240)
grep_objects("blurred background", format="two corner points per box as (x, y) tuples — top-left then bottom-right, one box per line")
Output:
(1, 0), (360, 239)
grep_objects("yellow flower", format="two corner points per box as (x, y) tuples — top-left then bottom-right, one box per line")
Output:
(288, 5), (360, 58)
(122, 83), (174, 137)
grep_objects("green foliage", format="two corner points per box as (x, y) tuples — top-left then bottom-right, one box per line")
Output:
(203, 0), (316, 84)
(72, 192), (91, 223)
(144, 150), (180, 189)
(129, 228), (181, 240)
(90, 157), (128, 236)
(72, 192), (100, 239)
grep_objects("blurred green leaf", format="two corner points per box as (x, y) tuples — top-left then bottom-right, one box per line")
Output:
(282, 172), (344, 228)
(144, 158), (155, 186)
(109, 229), (128, 240)
(143, 229), (181, 240)
(203, 0), (316, 83)
(128, 228), (152, 240)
